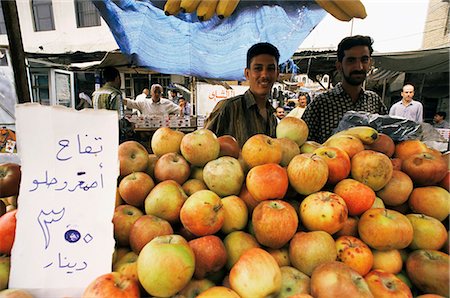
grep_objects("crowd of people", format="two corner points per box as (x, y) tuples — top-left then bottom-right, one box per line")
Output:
(83, 35), (448, 147)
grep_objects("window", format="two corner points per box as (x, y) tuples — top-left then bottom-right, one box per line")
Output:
(75, 0), (101, 28)
(31, 0), (55, 31)
(31, 73), (50, 105)
(0, 2), (6, 35)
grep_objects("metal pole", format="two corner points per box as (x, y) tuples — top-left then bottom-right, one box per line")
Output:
(2, 0), (31, 103)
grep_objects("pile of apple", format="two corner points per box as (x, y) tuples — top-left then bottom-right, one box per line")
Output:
(1, 116), (449, 298)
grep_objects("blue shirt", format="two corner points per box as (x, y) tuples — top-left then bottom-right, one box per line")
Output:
(389, 100), (423, 123)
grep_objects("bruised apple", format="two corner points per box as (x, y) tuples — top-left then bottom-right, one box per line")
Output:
(401, 152), (447, 186)
(246, 163), (288, 201)
(180, 128), (220, 167)
(394, 139), (430, 160)
(376, 170), (413, 207)
(203, 156), (244, 197)
(150, 127), (184, 156)
(241, 134), (282, 168)
(351, 150), (393, 191)
(364, 133), (395, 157)
(364, 269), (412, 298)
(113, 251), (139, 282)
(287, 153), (329, 195)
(278, 266), (311, 297)
(82, 272), (140, 298)
(336, 235), (373, 276)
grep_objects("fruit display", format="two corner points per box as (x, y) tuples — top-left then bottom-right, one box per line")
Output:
(0, 121), (449, 298)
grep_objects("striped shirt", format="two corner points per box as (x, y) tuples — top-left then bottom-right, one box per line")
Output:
(92, 82), (123, 115)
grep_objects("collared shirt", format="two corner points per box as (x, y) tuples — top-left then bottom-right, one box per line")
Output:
(286, 106), (306, 120)
(92, 82), (123, 114)
(434, 120), (450, 129)
(389, 100), (423, 123)
(205, 89), (278, 148)
(125, 97), (180, 115)
(302, 83), (387, 144)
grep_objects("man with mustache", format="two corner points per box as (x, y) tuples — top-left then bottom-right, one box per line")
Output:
(302, 35), (387, 143)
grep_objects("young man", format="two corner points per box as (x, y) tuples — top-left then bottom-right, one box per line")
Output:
(302, 35), (387, 144)
(433, 111), (449, 129)
(92, 67), (124, 114)
(205, 42), (280, 147)
(389, 84), (423, 123)
(123, 84), (180, 116)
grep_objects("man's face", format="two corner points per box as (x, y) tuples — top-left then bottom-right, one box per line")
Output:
(434, 114), (443, 123)
(245, 54), (279, 99)
(151, 87), (162, 102)
(275, 107), (285, 119)
(336, 45), (372, 86)
(401, 85), (414, 103)
(298, 96), (307, 108)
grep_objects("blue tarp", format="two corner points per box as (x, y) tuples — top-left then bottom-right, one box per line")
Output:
(93, 0), (326, 80)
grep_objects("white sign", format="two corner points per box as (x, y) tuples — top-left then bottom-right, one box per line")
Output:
(10, 104), (119, 298)
(196, 82), (248, 117)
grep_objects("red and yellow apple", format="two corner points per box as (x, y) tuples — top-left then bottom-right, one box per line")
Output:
(241, 134), (282, 168)
(180, 128), (220, 167)
(324, 134), (364, 159)
(277, 137), (301, 167)
(82, 272), (140, 298)
(118, 171), (155, 207)
(118, 140), (149, 177)
(276, 117), (309, 147)
(336, 235), (373, 276)
(112, 205), (143, 247)
(406, 213), (448, 250)
(150, 127), (185, 156)
(371, 249), (403, 274)
(153, 152), (190, 185)
(188, 235), (227, 279)
(408, 186), (450, 221)
(129, 214), (173, 254)
(220, 195), (248, 234)
(223, 231), (260, 270)
(313, 146), (351, 185)
(0, 209), (16, 255)
(364, 133), (395, 157)
(401, 152), (447, 186)
(181, 178), (207, 196)
(351, 149), (393, 191)
(287, 153), (329, 195)
(334, 178), (375, 216)
(246, 163), (288, 201)
(364, 269), (412, 298)
(376, 170), (413, 207)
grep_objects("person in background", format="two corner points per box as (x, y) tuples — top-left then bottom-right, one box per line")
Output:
(275, 106), (285, 123)
(286, 93), (308, 120)
(76, 91), (92, 110)
(179, 97), (191, 116)
(123, 84), (180, 116)
(302, 35), (387, 143)
(92, 67), (124, 114)
(205, 42), (280, 147)
(433, 111), (449, 129)
(136, 88), (149, 102)
(169, 89), (180, 104)
(389, 84), (423, 123)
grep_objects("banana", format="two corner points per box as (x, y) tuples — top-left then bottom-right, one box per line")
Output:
(332, 0), (367, 19)
(180, 0), (202, 13)
(164, 0), (182, 16)
(314, 0), (352, 22)
(197, 0), (219, 21)
(334, 126), (379, 144)
(216, 0), (240, 19)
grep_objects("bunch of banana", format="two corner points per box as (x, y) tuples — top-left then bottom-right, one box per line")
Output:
(332, 126), (379, 144)
(315, 0), (367, 22)
(180, 0), (202, 13)
(197, 0), (219, 21)
(163, 0), (240, 21)
(164, 0), (181, 16)
(216, 0), (240, 19)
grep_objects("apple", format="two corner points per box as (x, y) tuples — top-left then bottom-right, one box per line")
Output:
(0, 255), (10, 290)
(371, 249), (403, 274)
(364, 269), (412, 298)
(118, 140), (149, 177)
(0, 163), (21, 197)
(180, 128), (220, 167)
(113, 251), (138, 282)
(241, 134), (282, 168)
(252, 200), (298, 249)
(299, 191), (348, 235)
(334, 216), (359, 238)
(438, 171), (450, 191)
(0, 289), (34, 298)
(112, 205), (143, 247)
(82, 272), (140, 298)
(129, 214), (173, 254)
(190, 166), (204, 182)
(310, 261), (373, 298)
(113, 247), (131, 266)
(276, 117), (309, 147)
(351, 149), (393, 191)
(376, 170), (413, 207)
(238, 183), (260, 213)
(364, 133), (395, 157)
(300, 141), (322, 153)
(220, 195), (248, 234)
(144, 180), (188, 224)
(0, 209), (17, 255)
(229, 247), (282, 298)
(153, 152), (190, 185)
(371, 197), (386, 209)
(217, 135), (240, 159)
(333, 178), (375, 216)
(402, 152), (447, 186)
(267, 247), (291, 267)
(406, 249), (449, 296)
(189, 235), (227, 279)
(335, 235), (373, 276)
(180, 190), (224, 236)
(278, 266), (311, 297)
(182, 178), (207, 196)
(223, 231), (260, 270)
(287, 153), (329, 195)
(406, 213), (448, 250)
(196, 286), (241, 298)
(358, 208), (413, 250)
(150, 126), (185, 156)
(408, 186), (450, 221)
(394, 139), (430, 160)
(323, 134), (364, 159)
(137, 234), (195, 297)
(246, 163), (288, 201)
(178, 279), (215, 298)
(144, 153), (159, 179)
(118, 171), (155, 208)
(313, 146), (351, 185)
(391, 157), (403, 171)
(203, 156), (244, 197)
(289, 231), (337, 276)
(277, 137), (301, 167)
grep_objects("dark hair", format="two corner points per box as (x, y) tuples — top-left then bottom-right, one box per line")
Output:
(103, 67), (120, 82)
(247, 42), (280, 68)
(436, 111), (447, 119)
(337, 35), (374, 62)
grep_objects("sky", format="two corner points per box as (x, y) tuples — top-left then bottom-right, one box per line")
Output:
(299, 0), (430, 53)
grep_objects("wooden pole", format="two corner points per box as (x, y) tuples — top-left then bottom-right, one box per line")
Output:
(2, 0), (31, 103)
